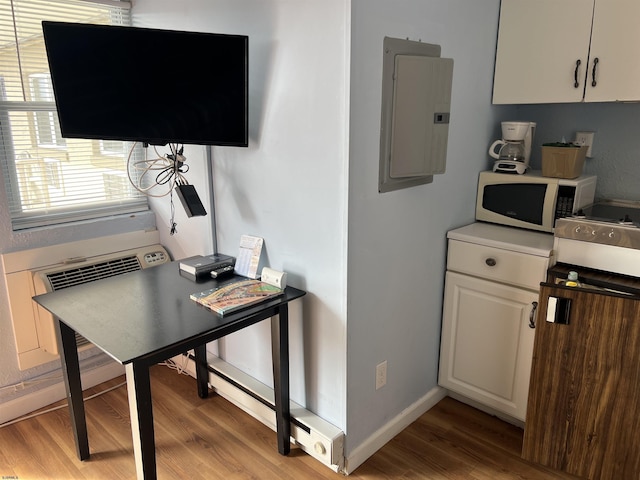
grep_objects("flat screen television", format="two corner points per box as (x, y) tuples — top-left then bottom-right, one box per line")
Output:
(42, 21), (248, 147)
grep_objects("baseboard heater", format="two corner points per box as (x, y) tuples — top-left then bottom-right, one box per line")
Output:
(172, 353), (344, 472)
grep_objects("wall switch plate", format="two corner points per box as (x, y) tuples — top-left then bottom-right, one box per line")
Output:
(574, 131), (595, 158)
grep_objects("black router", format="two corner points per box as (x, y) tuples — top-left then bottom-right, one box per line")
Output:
(175, 184), (207, 217)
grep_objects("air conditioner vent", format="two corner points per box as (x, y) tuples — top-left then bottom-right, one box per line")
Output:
(46, 255), (142, 291)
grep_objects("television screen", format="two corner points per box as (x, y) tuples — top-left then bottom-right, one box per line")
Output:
(42, 21), (248, 147)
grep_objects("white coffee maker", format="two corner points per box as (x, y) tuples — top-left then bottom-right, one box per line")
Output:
(488, 121), (536, 174)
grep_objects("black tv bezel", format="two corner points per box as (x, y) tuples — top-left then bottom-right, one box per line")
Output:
(42, 21), (249, 147)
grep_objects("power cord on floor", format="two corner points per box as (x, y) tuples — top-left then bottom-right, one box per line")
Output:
(1, 357), (191, 429)
(0, 380), (127, 429)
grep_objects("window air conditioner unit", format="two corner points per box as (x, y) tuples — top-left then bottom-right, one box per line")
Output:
(2, 231), (169, 370)
(32, 245), (169, 354)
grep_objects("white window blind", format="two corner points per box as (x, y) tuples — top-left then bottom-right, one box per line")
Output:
(0, 0), (147, 230)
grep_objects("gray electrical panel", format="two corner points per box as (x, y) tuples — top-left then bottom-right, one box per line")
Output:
(379, 37), (454, 193)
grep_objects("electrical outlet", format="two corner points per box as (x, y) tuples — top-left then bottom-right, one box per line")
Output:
(376, 361), (387, 390)
(574, 131), (595, 158)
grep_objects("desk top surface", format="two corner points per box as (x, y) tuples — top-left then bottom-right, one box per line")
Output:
(33, 261), (305, 364)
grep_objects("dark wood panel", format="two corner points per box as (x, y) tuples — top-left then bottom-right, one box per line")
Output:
(523, 284), (640, 479)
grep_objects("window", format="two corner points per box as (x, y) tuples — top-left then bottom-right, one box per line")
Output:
(29, 74), (64, 148)
(0, 0), (147, 230)
(99, 140), (124, 156)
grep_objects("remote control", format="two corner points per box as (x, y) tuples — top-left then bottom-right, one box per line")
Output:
(210, 264), (234, 279)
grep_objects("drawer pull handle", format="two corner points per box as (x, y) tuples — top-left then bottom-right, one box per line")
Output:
(485, 258), (497, 267)
(529, 301), (539, 329)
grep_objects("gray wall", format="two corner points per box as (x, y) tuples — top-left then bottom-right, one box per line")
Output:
(134, 0), (509, 458)
(347, 0), (506, 453)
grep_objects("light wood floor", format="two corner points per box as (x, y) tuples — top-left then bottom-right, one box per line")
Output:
(0, 364), (577, 479)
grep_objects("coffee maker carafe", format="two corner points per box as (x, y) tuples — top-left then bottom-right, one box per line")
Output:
(489, 121), (536, 174)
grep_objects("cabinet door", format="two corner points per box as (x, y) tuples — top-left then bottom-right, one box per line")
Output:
(492, 0), (594, 104)
(439, 271), (538, 421)
(585, 0), (640, 102)
(523, 285), (640, 479)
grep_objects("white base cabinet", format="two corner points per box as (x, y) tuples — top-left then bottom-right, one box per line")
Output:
(438, 223), (554, 422)
(439, 271), (537, 421)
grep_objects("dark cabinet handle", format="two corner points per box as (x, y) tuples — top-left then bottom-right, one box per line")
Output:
(485, 258), (496, 267)
(529, 301), (538, 329)
(574, 59), (582, 88)
(591, 57), (599, 87)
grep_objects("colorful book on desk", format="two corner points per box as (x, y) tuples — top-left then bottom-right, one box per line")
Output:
(190, 279), (284, 316)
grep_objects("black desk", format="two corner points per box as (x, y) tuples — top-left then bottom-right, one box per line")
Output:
(33, 261), (305, 480)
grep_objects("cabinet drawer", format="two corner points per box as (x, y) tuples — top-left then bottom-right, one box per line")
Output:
(447, 240), (549, 290)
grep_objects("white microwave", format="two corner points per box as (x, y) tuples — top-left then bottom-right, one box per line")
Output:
(475, 170), (597, 233)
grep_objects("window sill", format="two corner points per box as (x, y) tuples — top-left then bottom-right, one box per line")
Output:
(2, 210), (157, 253)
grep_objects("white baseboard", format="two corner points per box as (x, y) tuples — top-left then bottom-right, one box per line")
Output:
(0, 361), (125, 425)
(342, 385), (447, 475)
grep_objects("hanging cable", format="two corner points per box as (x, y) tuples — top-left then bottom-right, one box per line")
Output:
(127, 142), (189, 197)
(127, 142), (193, 234)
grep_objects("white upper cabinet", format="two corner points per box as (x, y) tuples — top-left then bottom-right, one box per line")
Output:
(587, 0), (640, 102)
(493, 0), (640, 104)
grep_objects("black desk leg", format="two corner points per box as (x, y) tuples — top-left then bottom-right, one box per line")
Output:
(271, 305), (291, 455)
(55, 319), (90, 460)
(125, 362), (156, 480)
(194, 344), (209, 399)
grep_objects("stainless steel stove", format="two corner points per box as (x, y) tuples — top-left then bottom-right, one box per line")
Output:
(554, 200), (640, 277)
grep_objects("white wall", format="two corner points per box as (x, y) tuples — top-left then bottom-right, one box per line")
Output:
(133, 0), (351, 429)
(146, 144), (214, 260)
(346, 0), (506, 453)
